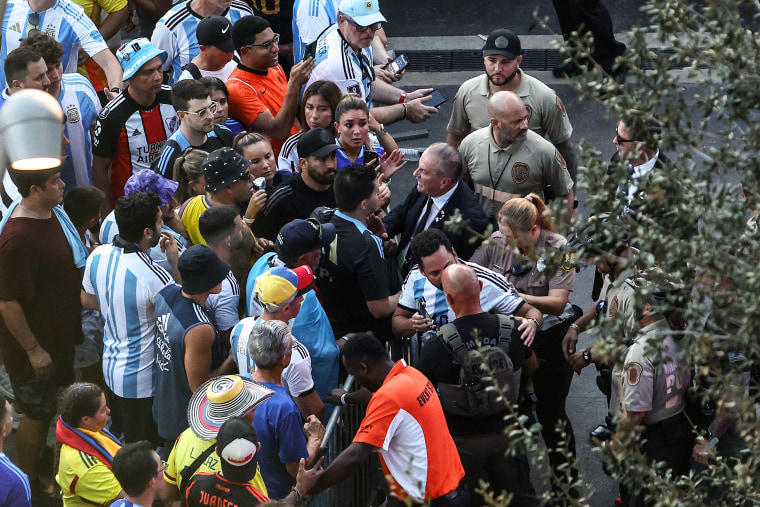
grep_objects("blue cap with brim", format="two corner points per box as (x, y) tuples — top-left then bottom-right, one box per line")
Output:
(338, 0), (386, 26)
(117, 38), (168, 81)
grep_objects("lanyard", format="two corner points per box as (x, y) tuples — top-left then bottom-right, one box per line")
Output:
(487, 148), (513, 217)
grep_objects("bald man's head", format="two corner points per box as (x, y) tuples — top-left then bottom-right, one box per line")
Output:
(442, 264), (482, 301)
(489, 91), (529, 147)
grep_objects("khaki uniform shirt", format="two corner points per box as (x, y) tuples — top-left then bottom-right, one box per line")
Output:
(598, 268), (639, 339)
(469, 230), (575, 297)
(611, 319), (688, 424)
(447, 70), (573, 144)
(459, 127), (573, 219)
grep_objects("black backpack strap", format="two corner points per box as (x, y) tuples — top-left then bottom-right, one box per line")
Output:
(179, 443), (216, 503)
(496, 314), (512, 345)
(181, 62), (203, 80)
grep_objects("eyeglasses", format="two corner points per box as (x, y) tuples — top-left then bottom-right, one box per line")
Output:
(27, 12), (39, 37)
(156, 461), (168, 477)
(245, 33), (280, 51)
(615, 128), (634, 143)
(343, 17), (382, 33)
(181, 102), (218, 120)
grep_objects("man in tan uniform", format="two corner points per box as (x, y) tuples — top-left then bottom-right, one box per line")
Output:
(446, 29), (577, 190)
(458, 91), (574, 222)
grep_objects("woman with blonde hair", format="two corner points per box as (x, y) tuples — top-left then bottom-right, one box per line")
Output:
(469, 193), (579, 492)
(173, 147), (209, 206)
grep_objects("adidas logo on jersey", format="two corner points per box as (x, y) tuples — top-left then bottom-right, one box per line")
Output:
(131, 128), (142, 136)
(8, 22), (20, 32)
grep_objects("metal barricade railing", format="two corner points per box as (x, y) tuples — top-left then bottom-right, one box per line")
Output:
(309, 375), (385, 506)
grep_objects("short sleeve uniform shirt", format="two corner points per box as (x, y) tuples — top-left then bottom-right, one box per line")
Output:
(447, 70), (573, 144)
(459, 127), (572, 219)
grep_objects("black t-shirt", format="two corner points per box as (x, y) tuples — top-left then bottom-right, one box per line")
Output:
(185, 472), (269, 506)
(316, 212), (393, 339)
(416, 312), (532, 436)
(251, 174), (336, 240)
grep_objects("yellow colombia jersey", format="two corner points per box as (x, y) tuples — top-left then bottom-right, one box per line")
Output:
(56, 445), (122, 507)
(165, 427), (268, 496)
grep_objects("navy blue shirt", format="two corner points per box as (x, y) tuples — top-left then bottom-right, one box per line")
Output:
(153, 284), (225, 442)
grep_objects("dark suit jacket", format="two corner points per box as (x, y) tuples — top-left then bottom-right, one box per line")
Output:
(382, 182), (490, 260)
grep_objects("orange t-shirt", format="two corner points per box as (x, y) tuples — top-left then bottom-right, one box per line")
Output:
(226, 64), (297, 157)
(353, 360), (464, 503)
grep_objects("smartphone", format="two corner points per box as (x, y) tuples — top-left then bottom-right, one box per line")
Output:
(254, 176), (266, 189)
(416, 297), (430, 320)
(384, 54), (408, 74)
(303, 40), (317, 60)
(427, 89), (446, 108)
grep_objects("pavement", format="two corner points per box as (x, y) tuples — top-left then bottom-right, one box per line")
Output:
(377, 3), (654, 504)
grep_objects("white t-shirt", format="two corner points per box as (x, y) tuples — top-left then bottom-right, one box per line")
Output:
(176, 60), (237, 82)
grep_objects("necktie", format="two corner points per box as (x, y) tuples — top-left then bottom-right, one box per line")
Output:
(414, 197), (434, 235)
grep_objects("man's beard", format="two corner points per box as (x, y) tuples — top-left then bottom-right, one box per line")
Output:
(487, 68), (518, 87)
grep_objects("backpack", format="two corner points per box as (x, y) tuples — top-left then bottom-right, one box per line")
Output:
(437, 314), (519, 417)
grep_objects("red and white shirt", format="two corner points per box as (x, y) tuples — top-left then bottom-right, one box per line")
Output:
(92, 85), (179, 204)
(353, 360), (464, 503)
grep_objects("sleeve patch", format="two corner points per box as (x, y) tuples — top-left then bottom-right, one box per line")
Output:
(626, 362), (643, 386)
(556, 96), (567, 116)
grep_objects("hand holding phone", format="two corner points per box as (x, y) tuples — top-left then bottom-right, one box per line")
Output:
(384, 54), (409, 74)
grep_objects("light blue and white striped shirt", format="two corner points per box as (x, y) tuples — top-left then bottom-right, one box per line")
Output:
(1, 0), (108, 87)
(292, 0), (338, 64)
(151, 0), (253, 85)
(83, 244), (173, 398)
(59, 73), (101, 189)
(230, 316), (315, 398)
(99, 210), (187, 275)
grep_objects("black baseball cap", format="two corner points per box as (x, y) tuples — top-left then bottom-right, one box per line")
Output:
(483, 28), (521, 60)
(297, 128), (339, 159)
(197, 16), (235, 53)
(216, 417), (260, 484)
(178, 244), (230, 295)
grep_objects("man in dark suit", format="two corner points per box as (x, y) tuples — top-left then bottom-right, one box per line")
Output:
(382, 143), (490, 264)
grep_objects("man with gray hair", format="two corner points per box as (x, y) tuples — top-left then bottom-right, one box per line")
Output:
(459, 91), (574, 223)
(249, 320), (325, 500)
(382, 142), (490, 263)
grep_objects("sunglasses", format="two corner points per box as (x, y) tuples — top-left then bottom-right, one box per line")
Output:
(615, 128), (634, 143)
(27, 12), (39, 37)
(344, 17), (382, 33)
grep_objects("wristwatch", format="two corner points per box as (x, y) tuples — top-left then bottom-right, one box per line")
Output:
(582, 348), (592, 364)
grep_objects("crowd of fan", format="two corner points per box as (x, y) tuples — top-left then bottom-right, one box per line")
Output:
(0, 0), (745, 504)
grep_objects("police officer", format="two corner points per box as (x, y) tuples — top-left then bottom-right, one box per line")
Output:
(562, 214), (641, 439)
(608, 279), (691, 507)
(469, 194), (577, 495)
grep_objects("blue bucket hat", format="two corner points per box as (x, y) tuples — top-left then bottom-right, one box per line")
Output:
(117, 38), (168, 81)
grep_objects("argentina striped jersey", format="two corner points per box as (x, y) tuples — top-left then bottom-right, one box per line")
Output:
(59, 73), (101, 189)
(398, 259), (525, 329)
(83, 244), (173, 398)
(151, 0), (253, 85)
(230, 316), (315, 397)
(0, 0), (108, 88)
(292, 0), (337, 63)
